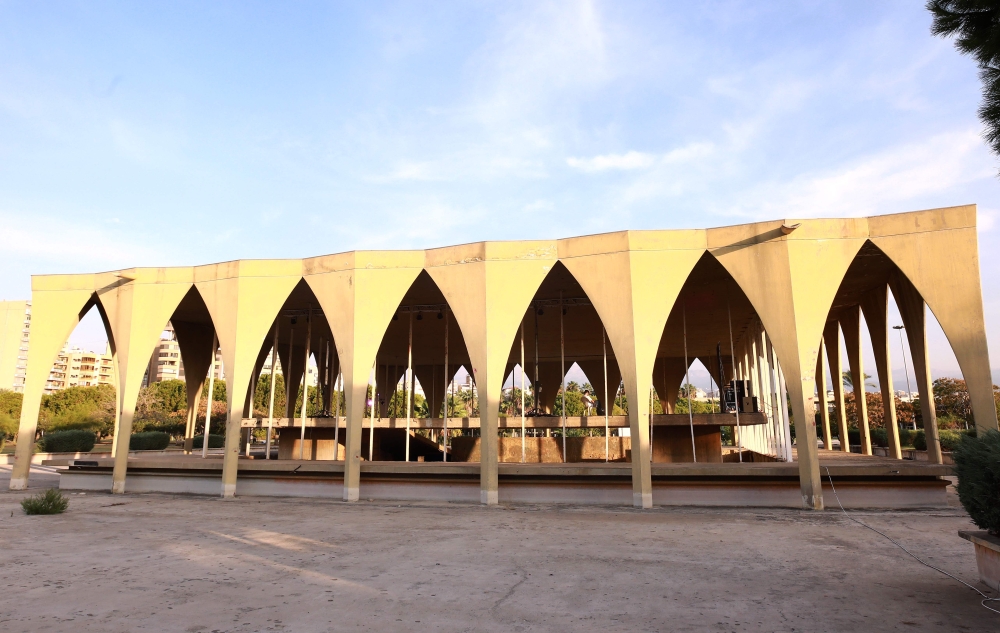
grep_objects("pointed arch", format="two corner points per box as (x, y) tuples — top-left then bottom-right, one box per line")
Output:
(9, 285), (112, 489)
(868, 206), (997, 434)
(367, 270), (474, 461)
(195, 260), (303, 497)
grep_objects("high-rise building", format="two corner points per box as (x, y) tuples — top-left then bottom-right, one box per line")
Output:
(0, 301), (31, 392)
(143, 322), (223, 386)
(45, 343), (115, 393)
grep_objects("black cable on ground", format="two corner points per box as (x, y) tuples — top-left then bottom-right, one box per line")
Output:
(823, 466), (1000, 615)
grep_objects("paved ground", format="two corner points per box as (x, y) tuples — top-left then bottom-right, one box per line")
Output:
(0, 470), (997, 632)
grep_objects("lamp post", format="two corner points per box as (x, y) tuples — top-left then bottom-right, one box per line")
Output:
(892, 325), (916, 430)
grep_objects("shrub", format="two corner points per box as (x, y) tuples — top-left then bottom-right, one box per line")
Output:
(39, 430), (96, 453)
(0, 411), (18, 439)
(21, 488), (69, 515)
(897, 428), (915, 448)
(871, 428), (888, 448)
(913, 430), (927, 451)
(191, 434), (225, 449)
(129, 431), (171, 451)
(953, 430), (1000, 536)
(939, 429), (964, 452)
(847, 428), (860, 447)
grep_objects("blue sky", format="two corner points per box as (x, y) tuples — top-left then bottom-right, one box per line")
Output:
(1, 1), (997, 387)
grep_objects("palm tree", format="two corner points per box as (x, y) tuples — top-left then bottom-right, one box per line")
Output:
(928, 1), (1000, 168)
(842, 371), (875, 391)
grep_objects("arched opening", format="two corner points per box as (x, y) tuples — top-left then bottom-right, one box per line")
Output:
(157, 287), (223, 455)
(254, 279), (338, 461)
(493, 261), (625, 464)
(28, 298), (118, 453)
(818, 240), (973, 462)
(368, 271), (473, 462)
(654, 253), (787, 464)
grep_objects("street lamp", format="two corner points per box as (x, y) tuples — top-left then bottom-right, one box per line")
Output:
(892, 325), (916, 430)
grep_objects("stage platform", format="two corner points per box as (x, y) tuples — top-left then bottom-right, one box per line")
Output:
(52, 449), (952, 509)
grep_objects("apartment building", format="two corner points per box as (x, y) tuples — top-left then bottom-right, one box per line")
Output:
(0, 301), (31, 392)
(45, 343), (115, 393)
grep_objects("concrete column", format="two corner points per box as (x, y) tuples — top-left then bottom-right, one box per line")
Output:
(10, 289), (95, 490)
(861, 285), (902, 459)
(816, 340), (832, 450)
(824, 321), (849, 453)
(840, 305), (872, 455)
(890, 274), (942, 464)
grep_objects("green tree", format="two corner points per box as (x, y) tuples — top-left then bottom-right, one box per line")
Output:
(0, 389), (23, 421)
(928, 1), (1000, 168)
(842, 371), (875, 391)
(40, 385), (116, 436)
(253, 373), (288, 417)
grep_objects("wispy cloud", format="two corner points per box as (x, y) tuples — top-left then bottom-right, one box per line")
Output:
(567, 150), (654, 172)
(724, 128), (993, 219)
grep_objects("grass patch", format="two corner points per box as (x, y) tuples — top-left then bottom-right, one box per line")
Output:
(21, 488), (69, 515)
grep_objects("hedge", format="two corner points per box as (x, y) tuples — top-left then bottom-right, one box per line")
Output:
(39, 430), (96, 453)
(129, 431), (171, 451)
(191, 434), (225, 449)
(954, 430), (1000, 536)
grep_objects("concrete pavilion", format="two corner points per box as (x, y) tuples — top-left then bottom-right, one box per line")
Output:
(9, 205), (998, 510)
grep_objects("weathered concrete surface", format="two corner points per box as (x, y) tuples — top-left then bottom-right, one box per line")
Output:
(0, 482), (997, 632)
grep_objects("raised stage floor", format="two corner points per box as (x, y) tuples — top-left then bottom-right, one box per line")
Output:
(52, 449), (953, 509)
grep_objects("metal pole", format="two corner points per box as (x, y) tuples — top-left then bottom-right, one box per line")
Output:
(649, 383), (654, 464)
(299, 307), (312, 460)
(443, 309), (449, 462)
(286, 323), (295, 425)
(560, 292), (566, 463)
(534, 304), (539, 416)
(683, 304), (696, 463)
(406, 310), (413, 462)
(893, 325), (915, 430)
(603, 327), (609, 463)
(767, 336), (783, 460)
(202, 332), (217, 459)
(333, 369), (341, 459)
(368, 360), (376, 461)
(727, 299), (742, 463)
(265, 326), (278, 460)
(520, 320), (526, 463)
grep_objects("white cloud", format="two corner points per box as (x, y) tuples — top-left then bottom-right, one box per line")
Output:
(567, 150), (655, 172)
(568, 143), (715, 174)
(724, 128), (994, 219)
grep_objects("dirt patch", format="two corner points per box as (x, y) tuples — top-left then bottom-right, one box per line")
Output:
(0, 484), (996, 632)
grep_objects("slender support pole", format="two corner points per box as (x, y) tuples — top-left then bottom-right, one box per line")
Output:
(895, 325), (915, 429)
(648, 383), (654, 464)
(321, 338), (329, 415)
(202, 333), (217, 459)
(682, 304), (696, 462)
(405, 310), (413, 462)
(533, 304), (539, 415)
(299, 307), (312, 460)
(816, 338), (832, 451)
(766, 336), (782, 459)
(443, 309), (449, 462)
(265, 326), (278, 460)
(560, 292), (567, 462)
(727, 300), (742, 462)
(286, 324), (295, 419)
(368, 360), (376, 462)
(334, 369), (341, 459)
(603, 327), (609, 463)
(520, 320), (526, 463)
(778, 363), (793, 459)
